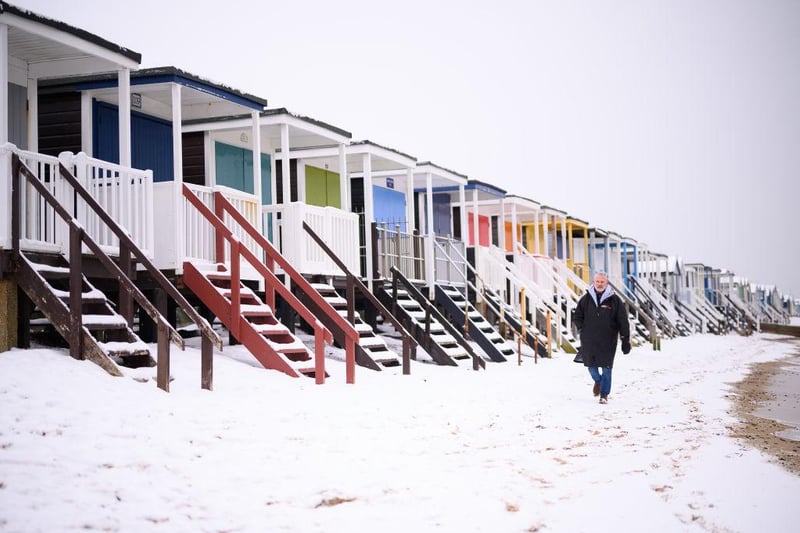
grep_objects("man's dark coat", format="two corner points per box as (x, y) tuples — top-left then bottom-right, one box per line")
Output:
(573, 286), (630, 368)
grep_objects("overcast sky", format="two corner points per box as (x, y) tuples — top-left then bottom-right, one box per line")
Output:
(15, 0), (800, 298)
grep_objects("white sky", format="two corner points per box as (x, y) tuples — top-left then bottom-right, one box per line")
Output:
(1, 331), (799, 531)
(14, 0), (800, 297)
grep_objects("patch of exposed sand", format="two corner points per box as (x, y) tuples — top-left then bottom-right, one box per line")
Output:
(730, 341), (800, 475)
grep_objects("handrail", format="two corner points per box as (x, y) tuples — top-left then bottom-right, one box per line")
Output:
(182, 186), (340, 384)
(390, 266), (485, 370)
(627, 277), (681, 336)
(433, 240), (525, 353)
(12, 154), (193, 391)
(55, 162), (223, 348)
(218, 193), (356, 382)
(302, 221), (418, 375)
(607, 278), (660, 342)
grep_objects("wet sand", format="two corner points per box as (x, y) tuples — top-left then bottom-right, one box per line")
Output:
(730, 336), (800, 475)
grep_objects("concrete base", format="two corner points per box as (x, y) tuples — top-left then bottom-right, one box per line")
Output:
(0, 278), (18, 352)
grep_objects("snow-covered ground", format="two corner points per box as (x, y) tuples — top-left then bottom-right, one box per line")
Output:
(1, 332), (799, 532)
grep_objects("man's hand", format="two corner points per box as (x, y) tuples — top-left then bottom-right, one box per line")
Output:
(621, 338), (631, 354)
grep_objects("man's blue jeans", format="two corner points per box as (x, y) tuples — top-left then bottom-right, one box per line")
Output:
(588, 366), (613, 397)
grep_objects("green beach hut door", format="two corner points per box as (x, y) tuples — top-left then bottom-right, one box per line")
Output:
(305, 165), (340, 208)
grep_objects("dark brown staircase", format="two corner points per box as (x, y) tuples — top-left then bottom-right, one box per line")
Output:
(11, 152), (221, 391)
(307, 282), (400, 369)
(16, 252), (152, 375)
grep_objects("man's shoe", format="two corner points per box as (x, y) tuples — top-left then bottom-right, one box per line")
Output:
(599, 396), (608, 404)
(593, 382), (600, 397)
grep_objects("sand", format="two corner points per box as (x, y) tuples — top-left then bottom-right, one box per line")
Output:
(730, 335), (800, 475)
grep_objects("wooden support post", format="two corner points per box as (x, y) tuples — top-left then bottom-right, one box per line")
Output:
(201, 333), (213, 390)
(230, 240), (241, 339)
(1, 278), (19, 352)
(119, 242), (134, 326)
(520, 288), (527, 364)
(402, 335), (410, 375)
(157, 321), (170, 392)
(546, 309), (552, 358)
(315, 326), (325, 385)
(346, 275), (355, 324)
(69, 226), (83, 361)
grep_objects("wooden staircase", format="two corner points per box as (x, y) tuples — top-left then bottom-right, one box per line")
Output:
(305, 283), (400, 369)
(16, 252), (153, 375)
(434, 283), (514, 362)
(183, 262), (319, 378)
(374, 267), (484, 370)
(10, 152), (220, 391)
(481, 287), (550, 358)
(182, 185), (354, 384)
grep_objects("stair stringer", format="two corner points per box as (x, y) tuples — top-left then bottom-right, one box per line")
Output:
(374, 285), (460, 367)
(182, 262), (312, 378)
(481, 287), (550, 358)
(434, 284), (511, 363)
(16, 253), (125, 376)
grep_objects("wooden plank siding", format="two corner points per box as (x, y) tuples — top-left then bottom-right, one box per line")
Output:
(37, 92), (82, 157)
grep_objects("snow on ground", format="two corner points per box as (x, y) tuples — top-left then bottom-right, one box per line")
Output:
(1, 332), (799, 532)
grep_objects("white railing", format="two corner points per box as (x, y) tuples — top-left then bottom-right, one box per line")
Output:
(433, 236), (467, 286)
(182, 183), (261, 267)
(262, 202), (359, 277)
(70, 152), (154, 257)
(637, 277), (683, 324)
(475, 245), (511, 295)
(1, 145), (154, 257)
(514, 247), (556, 296)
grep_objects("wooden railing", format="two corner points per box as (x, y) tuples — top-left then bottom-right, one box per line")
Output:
(302, 221), (418, 375)
(183, 186), (350, 384)
(390, 266), (485, 371)
(12, 154), (221, 391)
(373, 223), (425, 281)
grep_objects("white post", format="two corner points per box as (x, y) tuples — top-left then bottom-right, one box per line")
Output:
(560, 217), (567, 262)
(533, 209), (540, 255)
(472, 188), (479, 247)
(172, 84), (184, 271)
(363, 153), (373, 290)
(406, 168), (415, 233)
(338, 143), (347, 210)
(280, 123), (290, 204)
(81, 92), (93, 156)
(498, 197), (506, 251)
(0, 24), (7, 145)
(511, 203), (518, 255)
(251, 111), (262, 233)
(26, 78), (38, 152)
(425, 172), (435, 298)
(543, 213), (551, 257)
(458, 183), (467, 243)
(118, 68), (131, 168)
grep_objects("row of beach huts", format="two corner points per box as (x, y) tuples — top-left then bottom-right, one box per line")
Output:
(1, 2), (796, 389)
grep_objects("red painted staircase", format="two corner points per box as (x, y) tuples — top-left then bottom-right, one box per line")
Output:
(183, 262), (320, 378)
(181, 185), (359, 384)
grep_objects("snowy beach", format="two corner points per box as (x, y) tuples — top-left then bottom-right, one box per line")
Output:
(1, 332), (799, 532)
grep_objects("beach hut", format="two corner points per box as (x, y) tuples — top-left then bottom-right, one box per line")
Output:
(0, 2), (225, 387)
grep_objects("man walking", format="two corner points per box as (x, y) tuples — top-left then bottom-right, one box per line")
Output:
(573, 271), (631, 404)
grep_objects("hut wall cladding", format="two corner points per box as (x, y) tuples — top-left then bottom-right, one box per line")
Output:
(38, 92), (82, 157)
(182, 132), (205, 186)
